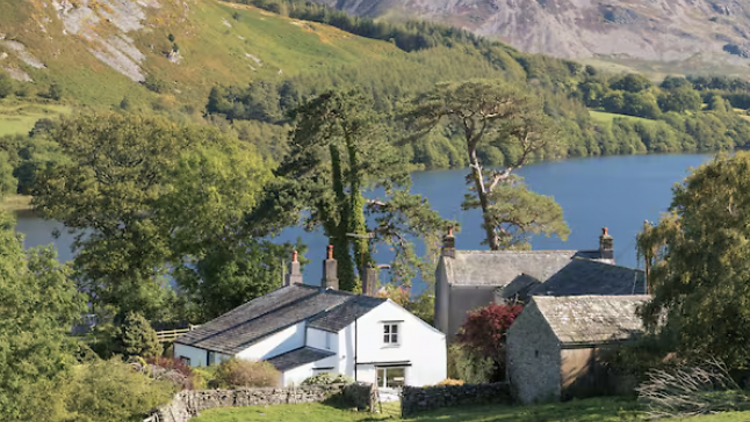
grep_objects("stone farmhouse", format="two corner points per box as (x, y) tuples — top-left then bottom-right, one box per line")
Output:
(173, 247), (447, 388)
(434, 228), (646, 338)
(507, 295), (648, 403)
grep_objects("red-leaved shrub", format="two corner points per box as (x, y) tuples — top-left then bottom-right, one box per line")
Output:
(145, 356), (196, 390)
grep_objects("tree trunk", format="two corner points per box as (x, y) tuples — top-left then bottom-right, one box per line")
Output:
(469, 148), (500, 250)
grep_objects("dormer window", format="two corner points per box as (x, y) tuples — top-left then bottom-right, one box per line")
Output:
(383, 323), (400, 345)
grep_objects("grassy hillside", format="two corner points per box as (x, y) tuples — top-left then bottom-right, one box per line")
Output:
(0, 102), (71, 136)
(589, 110), (656, 128)
(0, 0), (403, 111)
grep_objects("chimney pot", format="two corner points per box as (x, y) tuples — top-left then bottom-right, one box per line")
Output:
(285, 250), (303, 286)
(441, 227), (456, 258)
(599, 227), (614, 263)
(322, 245), (339, 290)
(363, 265), (379, 296)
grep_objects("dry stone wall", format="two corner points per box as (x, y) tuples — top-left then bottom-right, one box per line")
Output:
(152, 383), (375, 422)
(400, 383), (511, 417)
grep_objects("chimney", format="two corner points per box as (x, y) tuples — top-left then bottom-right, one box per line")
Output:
(322, 245), (339, 290)
(284, 250), (303, 286)
(599, 227), (614, 262)
(441, 228), (455, 258)
(363, 265), (379, 296)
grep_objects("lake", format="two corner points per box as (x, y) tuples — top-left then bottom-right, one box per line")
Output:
(15, 153), (714, 292)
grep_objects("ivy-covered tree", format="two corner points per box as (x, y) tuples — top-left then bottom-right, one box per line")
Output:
(638, 152), (750, 367)
(405, 80), (568, 250)
(252, 89), (450, 290)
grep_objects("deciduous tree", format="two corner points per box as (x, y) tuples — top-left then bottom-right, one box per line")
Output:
(638, 152), (750, 367)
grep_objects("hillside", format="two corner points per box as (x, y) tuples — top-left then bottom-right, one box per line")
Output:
(0, 0), (403, 109)
(307, 0), (750, 76)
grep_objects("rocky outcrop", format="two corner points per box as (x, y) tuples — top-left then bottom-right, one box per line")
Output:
(400, 383), (511, 417)
(311, 0), (750, 64)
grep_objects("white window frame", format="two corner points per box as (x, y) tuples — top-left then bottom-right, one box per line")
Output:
(383, 323), (400, 346)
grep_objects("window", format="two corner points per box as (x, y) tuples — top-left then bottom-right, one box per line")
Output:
(383, 323), (399, 345)
(208, 351), (216, 365)
(325, 332), (331, 350)
(179, 356), (191, 366)
(377, 367), (406, 388)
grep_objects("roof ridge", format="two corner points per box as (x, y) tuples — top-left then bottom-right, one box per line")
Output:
(456, 249), (581, 255)
(571, 257), (646, 272)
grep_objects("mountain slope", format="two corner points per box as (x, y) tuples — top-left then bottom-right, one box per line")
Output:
(0, 0), (403, 108)
(311, 0), (750, 71)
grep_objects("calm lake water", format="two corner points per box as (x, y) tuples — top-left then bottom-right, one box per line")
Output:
(15, 153), (714, 292)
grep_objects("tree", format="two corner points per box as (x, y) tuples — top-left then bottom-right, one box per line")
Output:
(638, 152), (750, 367)
(47, 83), (63, 101)
(405, 80), (568, 250)
(120, 312), (162, 358)
(455, 303), (523, 381)
(0, 150), (17, 197)
(658, 85), (702, 113)
(33, 112), (271, 321)
(610, 73), (652, 93)
(0, 72), (14, 99)
(0, 211), (86, 420)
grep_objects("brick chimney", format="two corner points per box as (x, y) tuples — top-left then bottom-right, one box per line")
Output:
(284, 250), (303, 286)
(599, 227), (614, 262)
(322, 245), (339, 290)
(363, 265), (378, 296)
(441, 227), (455, 258)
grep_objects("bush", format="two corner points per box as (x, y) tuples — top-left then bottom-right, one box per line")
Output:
(436, 378), (465, 387)
(301, 373), (353, 386)
(213, 358), (280, 388)
(65, 358), (173, 422)
(120, 312), (162, 358)
(448, 344), (495, 384)
(145, 356), (196, 390)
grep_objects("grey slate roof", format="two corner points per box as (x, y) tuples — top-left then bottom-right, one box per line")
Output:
(175, 285), (358, 355)
(308, 295), (386, 332)
(449, 250), (581, 286)
(528, 259), (646, 297)
(532, 295), (649, 345)
(266, 347), (335, 371)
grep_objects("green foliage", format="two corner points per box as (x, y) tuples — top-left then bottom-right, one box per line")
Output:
(405, 79), (567, 250)
(447, 344), (496, 384)
(658, 85), (702, 113)
(0, 72), (14, 99)
(0, 150), (17, 198)
(301, 373), (353, 385)
(144, 75), (168, 94)
(638, 152), (750, 368)
(65, 358), (173, 422)
(120, 312), (162, 358)
(33, 111), (272, 321)
(213, 358), (280, 388)
(0, 211), (87, 421)
(47, 83), (63, 101)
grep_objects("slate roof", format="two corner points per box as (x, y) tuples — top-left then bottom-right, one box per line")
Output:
(266, 347), (335, 371)
(308, 295), (386, 333)
(528, 259), (646, 297)
(449, 250), (581, 286)
(532, 295), (649, 345)
(175, 284), (363, 355)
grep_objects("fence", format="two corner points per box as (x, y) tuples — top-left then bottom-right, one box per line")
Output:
(155, 325), (200, 343)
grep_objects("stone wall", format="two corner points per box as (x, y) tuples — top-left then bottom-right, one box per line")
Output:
(400, 383), (511, 417)
(152, 383), (375, 422)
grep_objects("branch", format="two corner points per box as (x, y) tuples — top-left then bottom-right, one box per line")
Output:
(488, 168), (513, 192)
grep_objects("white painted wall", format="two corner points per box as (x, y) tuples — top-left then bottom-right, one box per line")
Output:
(307, 328), (338, 353)
(236, 322), (306, 361)
(174, 343), (208, 367)
(280, 354), (340, 386)
(338, 300), (447, 386)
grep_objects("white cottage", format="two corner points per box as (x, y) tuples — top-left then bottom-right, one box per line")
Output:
(173, 247), (447, 388)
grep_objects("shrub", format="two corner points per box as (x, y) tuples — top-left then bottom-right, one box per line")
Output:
(449, 344), (495, 384)
(213, 358), (280, 388)
(120, 311), (162, 358)
(145, 356), (195, 390)
(65, 358), (173, 422)
(302, 373), (353, 386)
(436, 378), (464, 387)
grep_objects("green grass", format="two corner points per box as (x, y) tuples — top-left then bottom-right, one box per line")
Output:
(0, 194), (32, 214)
(0, 102), (71, 136)
(190, 398), (750, 422)
(589, 110), (656, 127)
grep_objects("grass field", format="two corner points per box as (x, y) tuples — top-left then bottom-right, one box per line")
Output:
(189, 397), (750, 422)
(0, 194), (33, 214)
(0, 103), (71, 136)
(589, 110), (656, 127)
